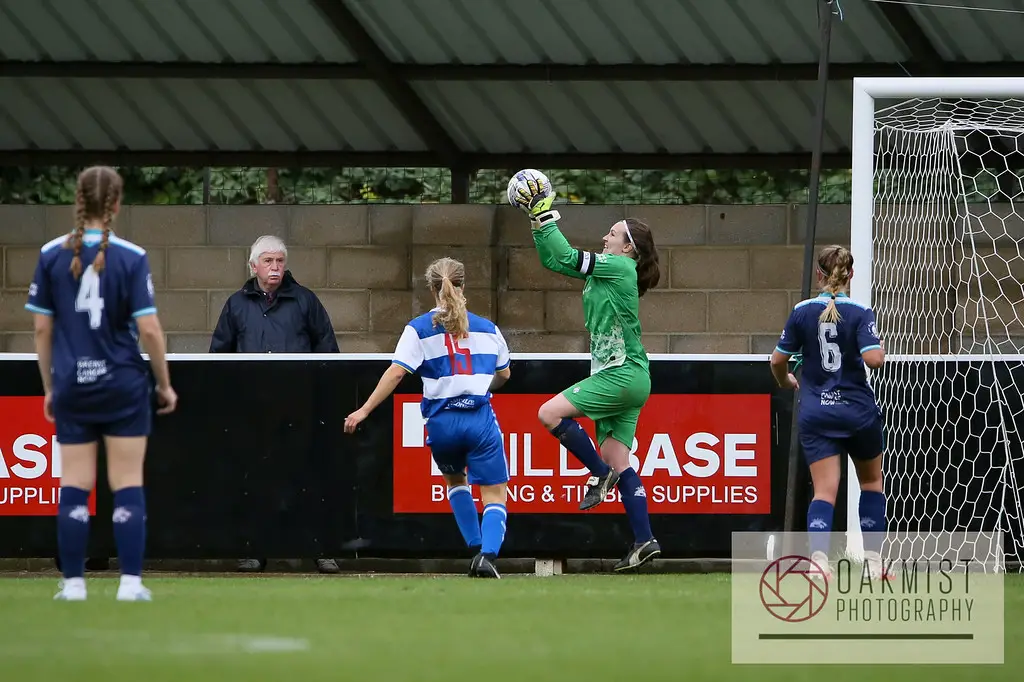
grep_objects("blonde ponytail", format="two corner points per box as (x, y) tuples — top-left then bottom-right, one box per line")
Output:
(816, 245), (854, 324)
(819, 292), (841, 324)
(425, 257), (469, 338)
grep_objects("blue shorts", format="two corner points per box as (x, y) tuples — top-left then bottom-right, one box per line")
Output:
(800, 417), (885, 465)
(55, 405), (152, 445)
(425, 406), (509, 487)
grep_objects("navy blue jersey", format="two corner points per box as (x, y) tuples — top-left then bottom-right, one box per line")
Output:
(775, 293), (882, 435)
(25, 229), (157, 421)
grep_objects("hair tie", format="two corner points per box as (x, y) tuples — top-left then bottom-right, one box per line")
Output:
(830, 293), (836, 300)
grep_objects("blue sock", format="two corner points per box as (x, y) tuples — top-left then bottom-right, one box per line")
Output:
(481, 503), (508, 559)
(112, 487), (146, 577)
(859, 491), (887, 553)
(57, 487), (92, 580)
(550, 419), (610, 477)
(807, 499), (834, 556)
(447, 485), (482, 548)
(616, 468), (653, 543)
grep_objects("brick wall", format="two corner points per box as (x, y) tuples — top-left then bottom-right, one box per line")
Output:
(0, 203), (855, 354)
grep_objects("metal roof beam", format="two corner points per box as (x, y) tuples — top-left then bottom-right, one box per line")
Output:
(10, 148), (1018, 174)
(876, 2), (946, 73)
(0, 149), (856, 170)
(3, 61), (1022, 81)
(308, 0), (463, 173)
(0, 61), (370, 79)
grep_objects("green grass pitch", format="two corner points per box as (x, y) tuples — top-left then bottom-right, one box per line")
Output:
(0, 572), (1020, 682)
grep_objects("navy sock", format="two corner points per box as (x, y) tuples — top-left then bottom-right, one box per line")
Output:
(550, 419), (610, 477)
(447, 486), (482, 548)
(859, 491), (887, 553)
(480, 503), (508, 559)
(807, 499), (834, 557)
(616, 468), (653, 543)
(57, 487), (92, 580)
(112, 487), (146, 577)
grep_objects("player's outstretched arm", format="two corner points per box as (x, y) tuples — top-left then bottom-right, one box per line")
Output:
(344, 363), (408, 433)
(510, 170), (585, 280)
(344, 324), (420, 434)
(531, 215), (588, 280)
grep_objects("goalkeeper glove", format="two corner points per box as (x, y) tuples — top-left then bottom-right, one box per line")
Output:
(512, 173), (560, 227)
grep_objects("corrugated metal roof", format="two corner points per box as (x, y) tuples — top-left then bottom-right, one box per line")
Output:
(0, 0), (355, 63)
(0, 77), (425, 152)
(347, 0), (907, 65)
(0, 0), (1021, 165)
(909, 0), (1024, 61)
(413, 79), (852, 155)
(0, 76), (853, 156)
(2, 0), (1016, 68)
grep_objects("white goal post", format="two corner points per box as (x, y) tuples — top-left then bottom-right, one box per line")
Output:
(849, 77), (1024, 571)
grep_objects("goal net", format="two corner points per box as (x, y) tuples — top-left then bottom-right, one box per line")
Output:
(851, 78), (1024, 573)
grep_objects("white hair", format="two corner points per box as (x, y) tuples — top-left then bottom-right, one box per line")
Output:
(248, 235), (287, 275)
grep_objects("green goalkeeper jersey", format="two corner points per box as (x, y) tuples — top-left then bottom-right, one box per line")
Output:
(532, 219), (649, 375)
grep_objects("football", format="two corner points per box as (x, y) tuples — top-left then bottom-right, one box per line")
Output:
(506, 168), (552, 209)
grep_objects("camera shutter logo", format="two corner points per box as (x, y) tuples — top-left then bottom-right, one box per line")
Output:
(758, 555), (830, 622)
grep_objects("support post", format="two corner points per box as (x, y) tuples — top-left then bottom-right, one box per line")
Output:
(451, 167), (470, 204)
(782, 0), (835, 555)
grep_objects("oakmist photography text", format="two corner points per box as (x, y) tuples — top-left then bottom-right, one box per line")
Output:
(730, 531), (1005, 665)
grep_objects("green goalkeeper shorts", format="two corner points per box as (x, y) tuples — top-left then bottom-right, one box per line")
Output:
(562, 361), (651, 448)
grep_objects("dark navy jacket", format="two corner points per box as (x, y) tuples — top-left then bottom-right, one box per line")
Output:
(209, 270), (339, 353)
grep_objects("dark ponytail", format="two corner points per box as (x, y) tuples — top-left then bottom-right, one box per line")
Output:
(624, 218), (660, 297)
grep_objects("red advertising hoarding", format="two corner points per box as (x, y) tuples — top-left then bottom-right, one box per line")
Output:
(393, 393), (771, 514)
(0, 397), (97, 516)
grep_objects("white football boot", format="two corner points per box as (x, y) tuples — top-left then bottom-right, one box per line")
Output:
(53, 577), (87, 601)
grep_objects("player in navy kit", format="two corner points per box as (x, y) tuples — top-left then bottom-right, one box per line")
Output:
(770, 245), (888, 580)
(344, 257), (511, 579)
(25, 166), (178, 602)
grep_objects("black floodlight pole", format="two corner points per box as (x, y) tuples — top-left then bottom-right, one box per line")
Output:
(782, 0), (837, 555)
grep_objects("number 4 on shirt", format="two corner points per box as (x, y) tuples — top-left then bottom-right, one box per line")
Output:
(444, 334), (473, 375)
(75, 266), (105, 329)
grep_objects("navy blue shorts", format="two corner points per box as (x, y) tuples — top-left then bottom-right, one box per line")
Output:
(425, 406), (509, 486)
(55, 404), (152, 445)
(800, 418), (885, 465)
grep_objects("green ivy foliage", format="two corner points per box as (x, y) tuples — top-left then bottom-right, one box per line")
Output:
(0, 166), (855, 206)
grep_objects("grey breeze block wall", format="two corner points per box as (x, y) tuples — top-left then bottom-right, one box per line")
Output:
(0, 203), (855, 355)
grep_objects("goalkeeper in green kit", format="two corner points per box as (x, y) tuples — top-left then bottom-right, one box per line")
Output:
(509, 170), (663, 571)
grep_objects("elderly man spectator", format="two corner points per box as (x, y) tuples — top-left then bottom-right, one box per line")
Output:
(211, 235), (341, 574)
(211, 235), (339, 354)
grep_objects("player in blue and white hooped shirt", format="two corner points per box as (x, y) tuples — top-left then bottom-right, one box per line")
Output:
(344, 257), (511, 578)
(25, 166), (178, 602)
(770, 245), (889, 581)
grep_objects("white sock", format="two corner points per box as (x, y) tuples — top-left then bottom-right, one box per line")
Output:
(63, 577), (86, 591)
(119, 574), (142, 590)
